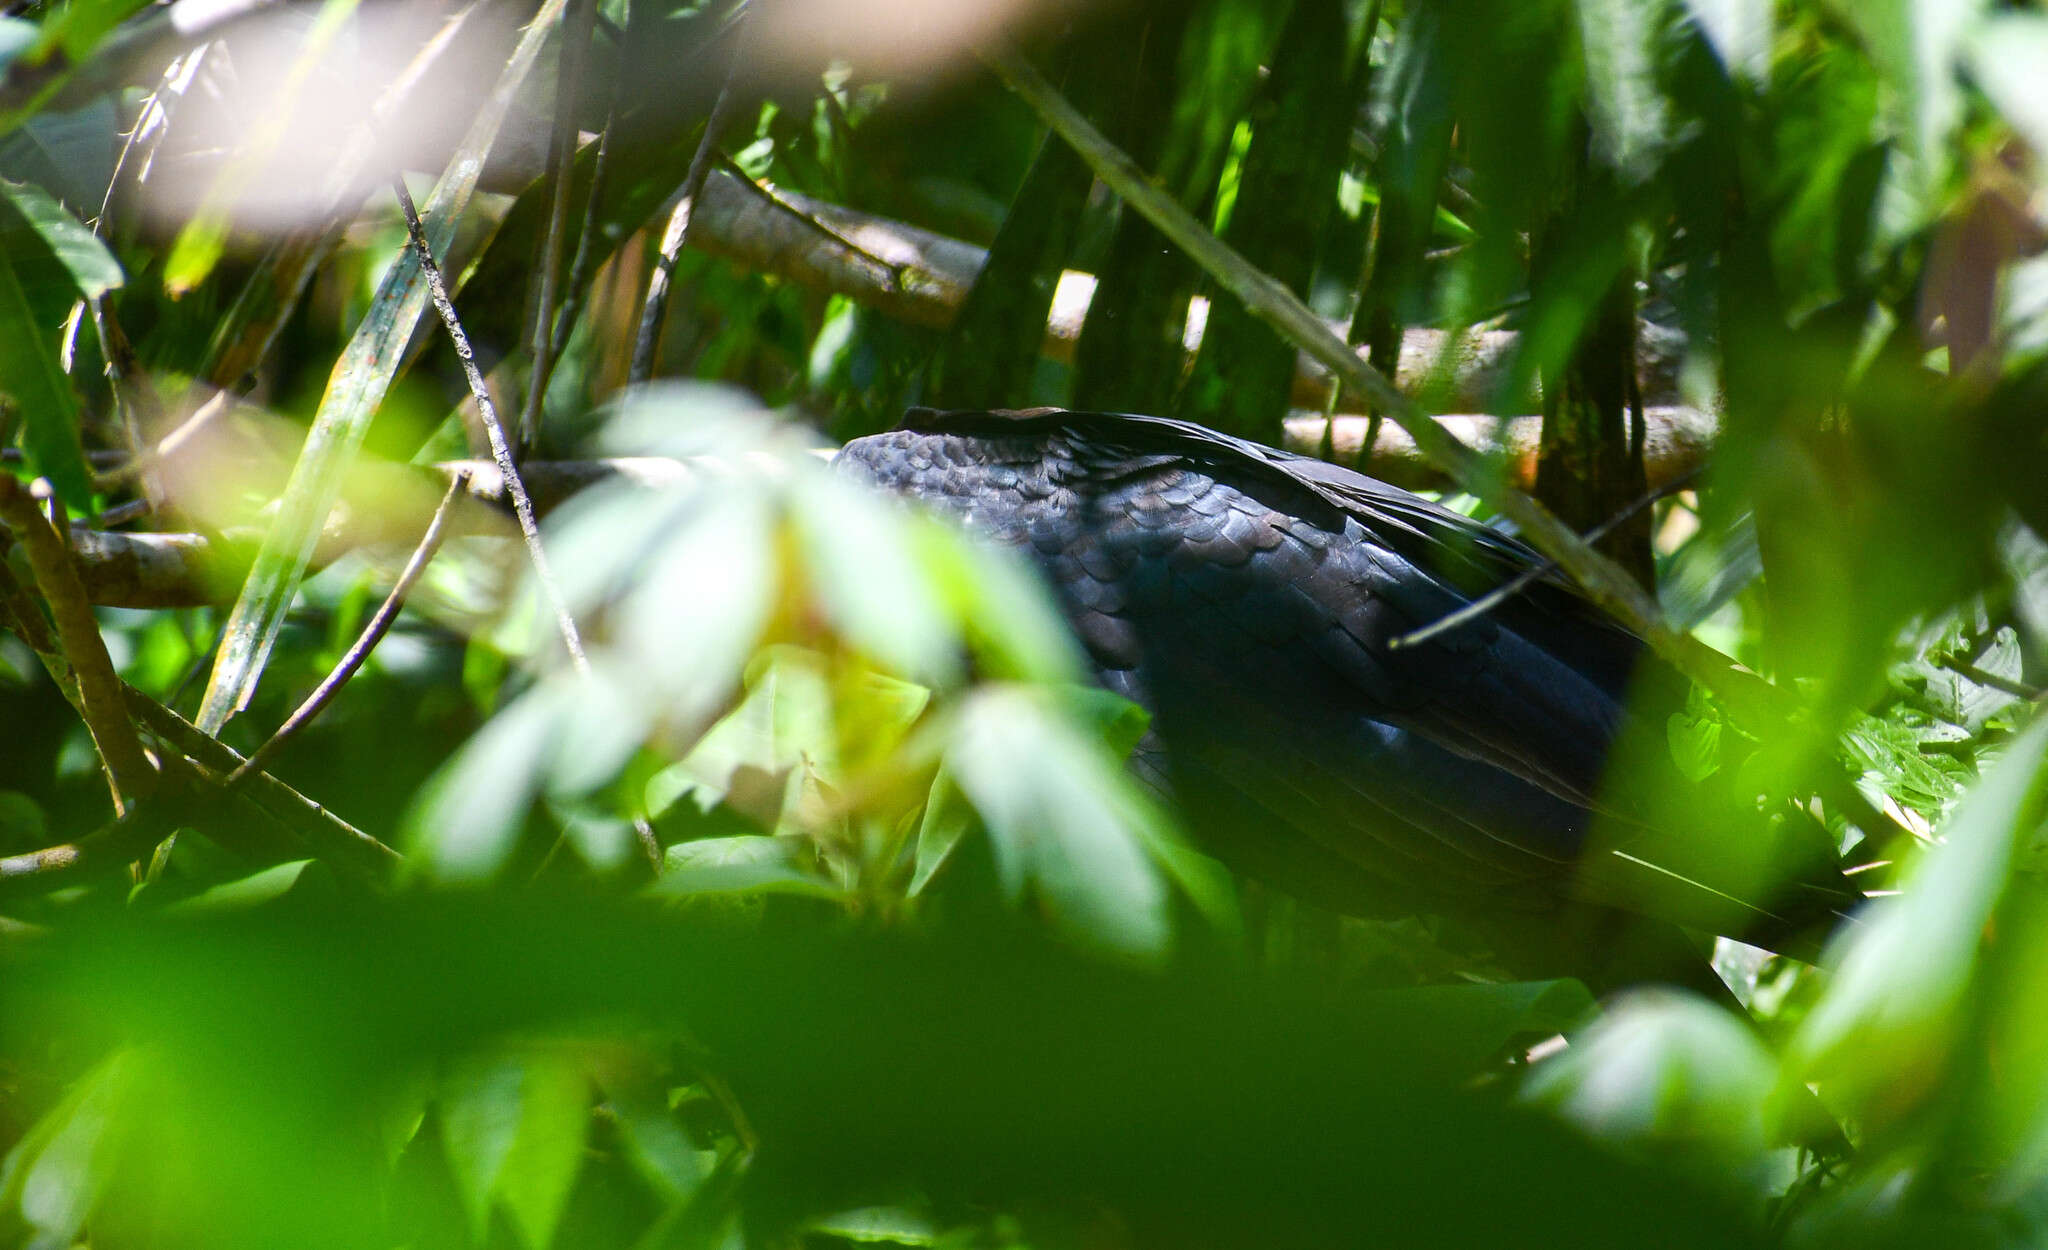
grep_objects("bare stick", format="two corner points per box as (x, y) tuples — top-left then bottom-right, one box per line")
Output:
(0, 796), (187, 896)
(0, 475), (156, 812)
(393, 176), (662, 872)
(1389, 467), (1702, 651)
(126, 688), (402, 880)
(229, 471), (467, 787)
(630, 55), (744, 384)
(519, 0), (598, 451)
(392, 176), (591, 675)
(547, 81), (619, 360)
(979, 40), (1783, 726)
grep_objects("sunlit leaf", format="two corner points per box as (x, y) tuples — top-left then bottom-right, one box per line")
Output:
(910, 764), (973, 896)
(406, 683), (559, 882)
(1525, 990), (1786, 1187)
(1680, 0), (1771, 83)
(649, 835), (841, 900)
(1820, 0), (1983, 213)
(794, 469), (959, 686)
(947, 686), (1169, 957)
(1577, 0), (1677, 183)
(1964, 15), (2048, 162)
(0, 178), (113, 505)
(0, 178), (121, 298)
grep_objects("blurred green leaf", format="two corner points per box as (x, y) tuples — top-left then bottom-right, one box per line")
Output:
(1681, 0), (1772, 83)
(495, 1051), (588, 1250)
(1525, 991), (1788, 1188)
(1819, 0), (1981, 213)
(440, 1051), (526, 1243)
(1794, 713), (2048, 1125)
(598, 1070), (707, 1205)
(794, 471), (959, 687)
(910, 764), (972, 896)
(407, 682), (558, 882)
(0, 1052), (134, 1245)
(1964, 15), (2048, 162)
(1578, 0), (1677, 183)
(0, 98), (117, 208)
(650, 835), (842, 900)
(163, 860), (315, 914)
(947, 686), (1170, 957)
(0, 178), (109, 505)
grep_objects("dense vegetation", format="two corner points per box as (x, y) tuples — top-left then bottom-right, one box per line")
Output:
(1, 0), (2047, 1246)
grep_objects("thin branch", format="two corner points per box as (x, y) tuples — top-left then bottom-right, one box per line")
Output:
(630, 53), (745, 384)
(395, 175), (664, 870)
(715, 153), (907, 289)
(978, 39), (1786, 727)
(125, 688), (402, 882)
(519, 0), (598, 452)
(229, 471), (467, 786)
(0, 475), (157, 812)
(1950, 660), (2046, 703)
(1389, 467), (1702, 651)
(0, 792), (187, 897)
(547, 76), (619, 361)
(392, 176), (591, 675)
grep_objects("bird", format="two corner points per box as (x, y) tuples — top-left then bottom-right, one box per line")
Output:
(836, 406), (1857, 980)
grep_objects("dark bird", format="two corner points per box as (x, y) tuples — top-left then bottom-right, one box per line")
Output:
(837, 407), (1855, 980)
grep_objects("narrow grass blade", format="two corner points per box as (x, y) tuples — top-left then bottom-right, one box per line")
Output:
(195, 0), (570, 732)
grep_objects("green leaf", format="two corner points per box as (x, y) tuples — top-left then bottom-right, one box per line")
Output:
(163, 860), (315, 913)
(440, 1051), (527, 1244)
(196, 0), (571, 733)
(0, 179), (120, 299)
(1524, 990), (1784, 1181)
(793, 470), (959, 687)
(406, 682), (557, 882)
(946, 687), (1169, 957)
(598, 1072), (706, 1204)
(1680, 0), (1771, 83)
(495, 1053), (589, 1250)
(0, 180), (104, 505)
(648, 835), (841, 901)
(0, 100), (118, 213)
(911, 522), (1085, 685)
(910, 764), (973, 896)
(805, 1206), (940, 1246)
(1964, 15), (2048, 162)
(0, 1052), (135, 1245)
(1577, 0), (1677, 183)
(1793, 713), (2048, 1122)
(1666, 709), (1724, 783)
(1373, 979), (1598, 1070)
(1821, 0), (1983, 213)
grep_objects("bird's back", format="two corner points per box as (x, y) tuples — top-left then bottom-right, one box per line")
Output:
(837, 407), (1849, 952)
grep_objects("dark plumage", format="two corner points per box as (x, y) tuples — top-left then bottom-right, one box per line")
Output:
(837, 407), (1852, 967)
